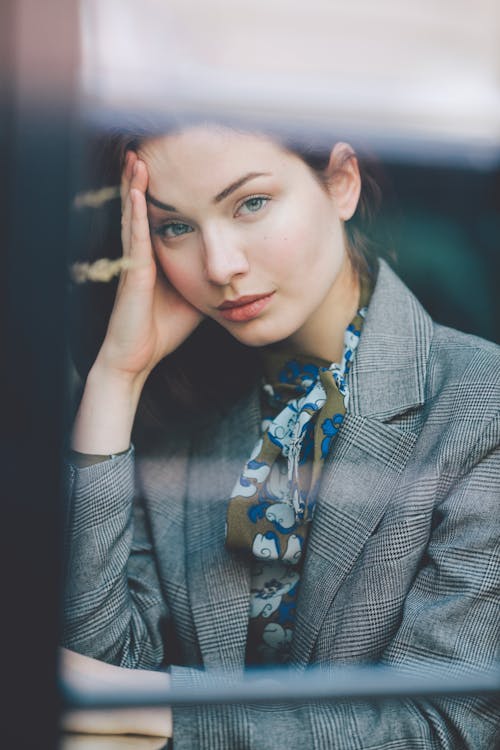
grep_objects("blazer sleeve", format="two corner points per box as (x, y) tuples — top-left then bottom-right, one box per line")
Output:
(169, 415), (500, 750)
(62, 446), (169, 669)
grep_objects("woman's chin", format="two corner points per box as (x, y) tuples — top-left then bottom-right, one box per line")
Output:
(216, 317), (297, 349)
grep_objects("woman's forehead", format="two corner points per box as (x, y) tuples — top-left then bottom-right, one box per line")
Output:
(139, 126), (297, 199)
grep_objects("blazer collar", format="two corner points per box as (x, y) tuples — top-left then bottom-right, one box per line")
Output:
(348, 259), (433, 421)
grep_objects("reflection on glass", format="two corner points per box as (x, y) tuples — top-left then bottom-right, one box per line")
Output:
(61, 2), (500, 747)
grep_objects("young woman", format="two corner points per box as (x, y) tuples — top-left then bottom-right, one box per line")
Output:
(62, 124), (500, 748)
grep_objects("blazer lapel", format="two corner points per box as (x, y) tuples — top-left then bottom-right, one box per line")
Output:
(291, 414), (418, 666)
(292, 260), (433, 667)
(185, 389), (261, 671)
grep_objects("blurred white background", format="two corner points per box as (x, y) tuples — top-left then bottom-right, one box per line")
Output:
(80, 0), (500, 164)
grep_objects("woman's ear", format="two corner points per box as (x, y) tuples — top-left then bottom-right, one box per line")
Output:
(325, 142), (361, 221)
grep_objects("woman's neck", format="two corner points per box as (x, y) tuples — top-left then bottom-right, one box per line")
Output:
(285, 254), (360, 363)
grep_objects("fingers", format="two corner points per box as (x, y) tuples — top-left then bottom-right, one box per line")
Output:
(131, 155), (148, 193)
(120, 151), (136, 258)
(130, 187), (154, 268)
(121, 155), (153, 273)
(120, 150), (135, 203)
(121, 151), (148, 209)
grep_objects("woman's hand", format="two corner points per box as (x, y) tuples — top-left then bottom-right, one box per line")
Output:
(71, 153), (203, 454)
(97, 151), (203, 383)
(60, 648), (172, 739)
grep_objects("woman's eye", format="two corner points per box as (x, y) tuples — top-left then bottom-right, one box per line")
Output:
(237, 196), (270, 216)
(155, 222), (193, 239)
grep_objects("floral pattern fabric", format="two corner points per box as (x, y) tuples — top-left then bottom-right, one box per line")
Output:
(226, 294), (369, 665)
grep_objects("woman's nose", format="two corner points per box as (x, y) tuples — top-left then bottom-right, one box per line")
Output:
(202, 227), (250, 286)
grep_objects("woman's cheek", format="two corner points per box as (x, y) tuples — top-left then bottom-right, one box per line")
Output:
(157, 253), (203, 303)
(270, 223), (312, 273)
(255, 210), (307, 263)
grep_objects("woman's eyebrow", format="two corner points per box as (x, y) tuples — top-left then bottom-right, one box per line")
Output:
(146, 172), (271, 213)
(214, 172), (271, 203)
(146, 192), (177, 212)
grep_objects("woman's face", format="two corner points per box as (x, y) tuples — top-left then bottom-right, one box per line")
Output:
(140, 127), (360, 356)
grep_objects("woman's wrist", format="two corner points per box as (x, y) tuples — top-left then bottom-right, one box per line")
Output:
(71, 361), (149, 455)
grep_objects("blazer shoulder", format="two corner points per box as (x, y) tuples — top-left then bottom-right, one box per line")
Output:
(426, 322), (499, 427)
(429, 323), (499, 381)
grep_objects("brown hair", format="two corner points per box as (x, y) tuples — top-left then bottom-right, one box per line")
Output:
(70, 125), (382, 424)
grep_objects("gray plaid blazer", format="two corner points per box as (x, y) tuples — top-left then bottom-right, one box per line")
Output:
(63, 260), (500, 749)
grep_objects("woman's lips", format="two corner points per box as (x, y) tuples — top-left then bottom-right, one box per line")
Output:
(217, 293), (274, 322)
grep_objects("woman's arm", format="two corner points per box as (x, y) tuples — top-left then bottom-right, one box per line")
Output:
(64, 152), (201, 665)
(72, 152), (202, 457)
(63, 449), (169, 668)
(60, 648), (172, 738)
